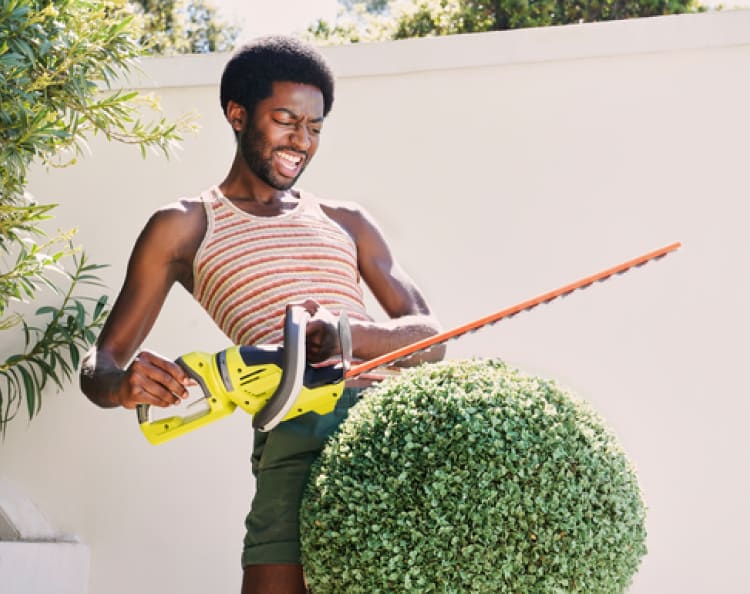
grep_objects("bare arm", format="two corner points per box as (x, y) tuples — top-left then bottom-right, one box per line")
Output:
(317, 202), (446, 366)
(80, 201), (205, 408)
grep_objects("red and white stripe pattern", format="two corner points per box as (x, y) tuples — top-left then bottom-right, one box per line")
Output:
(193, 187), (371, 346)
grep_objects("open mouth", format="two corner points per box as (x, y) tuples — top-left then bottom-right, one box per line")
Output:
(275, 150), (305, 177)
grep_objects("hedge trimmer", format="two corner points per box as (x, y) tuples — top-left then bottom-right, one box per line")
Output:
(137, 242), (681, 444)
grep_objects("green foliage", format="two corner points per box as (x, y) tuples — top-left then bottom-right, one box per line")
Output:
(0, 0), (191, 184)
(306, 2), (395, 44)
(340, 0), (390, 12)
(0, 247), (109, 428)
(309, 0), (706, 44)
(0, 0), (194, 435)
(128, 0), (239, 55)
(301, 359), (647, 593)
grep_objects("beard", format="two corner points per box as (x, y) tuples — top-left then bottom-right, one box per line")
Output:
(239, 122), (306, 191)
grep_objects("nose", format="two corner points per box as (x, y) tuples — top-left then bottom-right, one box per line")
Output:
(290, 123), (312, 151)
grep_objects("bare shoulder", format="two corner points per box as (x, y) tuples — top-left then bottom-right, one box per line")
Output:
(316, 195), (365, 218)
(132, 196), (208, 284)
(140, 196), (207, 243)
(150, 196), (206, 226)
(316, 196), (374, 238)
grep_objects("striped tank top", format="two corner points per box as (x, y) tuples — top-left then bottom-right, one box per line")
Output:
(193, 186), (372, 346)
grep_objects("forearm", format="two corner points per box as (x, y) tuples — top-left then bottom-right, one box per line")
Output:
(349, 314), (446, 366)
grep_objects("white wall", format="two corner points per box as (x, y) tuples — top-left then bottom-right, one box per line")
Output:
(1, 11), (748, 593)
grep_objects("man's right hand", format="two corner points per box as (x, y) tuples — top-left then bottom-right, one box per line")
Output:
(115, 350), (194, 409)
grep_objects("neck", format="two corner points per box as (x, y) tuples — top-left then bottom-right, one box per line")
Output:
(218, 169), (300, 217)
(220, 160), (282, 205)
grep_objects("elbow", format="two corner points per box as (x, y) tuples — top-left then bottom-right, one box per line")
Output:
(79, 349), (98, 404)
(79, 366), (103, 408)
(79, 348), (118, 409)
(422, 316), (447, 363)
(417, 316), (448, 363)
(428, 341), (447, 363)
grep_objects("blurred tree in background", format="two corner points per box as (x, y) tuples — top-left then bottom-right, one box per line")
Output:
(128, 0), (239, 55)
(308, 0), (706, 44)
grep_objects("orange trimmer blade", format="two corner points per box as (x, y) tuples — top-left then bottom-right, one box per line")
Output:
(346, 242), (681, 378)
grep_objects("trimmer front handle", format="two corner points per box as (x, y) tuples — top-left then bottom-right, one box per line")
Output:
(252, 304), (309, 431)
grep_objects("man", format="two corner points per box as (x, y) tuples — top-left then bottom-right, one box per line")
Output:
(80, 36), (444, 594)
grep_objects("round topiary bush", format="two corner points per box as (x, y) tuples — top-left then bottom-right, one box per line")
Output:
(300, 359), (647, 593)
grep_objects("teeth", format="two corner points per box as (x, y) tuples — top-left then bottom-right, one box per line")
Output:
(278, 151), (302, 165)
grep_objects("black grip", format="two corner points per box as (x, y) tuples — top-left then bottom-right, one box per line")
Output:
(252, 305), (310, 431)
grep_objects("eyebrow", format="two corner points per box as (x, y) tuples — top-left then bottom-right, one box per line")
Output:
(273, 107), (324, 124)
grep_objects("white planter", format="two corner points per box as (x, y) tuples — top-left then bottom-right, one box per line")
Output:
(0, 541), (90, 594)
(0, 479), (90, 594)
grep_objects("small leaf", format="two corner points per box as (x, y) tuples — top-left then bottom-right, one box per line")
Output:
(93, 295), (108, 318)
(69, 343), (80, 369)
(18, 365), (37, 419)
(75, 300), (85, 327)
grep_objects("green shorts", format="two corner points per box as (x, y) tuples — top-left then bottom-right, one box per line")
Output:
(241, 387), (362, 567)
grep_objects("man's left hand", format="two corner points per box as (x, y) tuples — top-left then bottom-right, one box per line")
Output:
(296, 299), (340, 363)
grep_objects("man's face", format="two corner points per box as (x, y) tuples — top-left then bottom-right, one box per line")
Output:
(239, 81), (325, 191)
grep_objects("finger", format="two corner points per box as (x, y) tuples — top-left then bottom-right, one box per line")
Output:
(136, 351), (192, 397)
(120, 382), (178, 410)
(305, 320), (339, 362)
(120, 376), (179, 409)
(129, 357), (188, 405)
(305, 320), (326, 349)
(289, 298), (320, 317)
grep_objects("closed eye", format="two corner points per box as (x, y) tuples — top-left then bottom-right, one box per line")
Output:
(273, 117), (295, 126)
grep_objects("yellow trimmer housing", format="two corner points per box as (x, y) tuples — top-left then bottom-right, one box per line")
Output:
(137, 306), (346, 445)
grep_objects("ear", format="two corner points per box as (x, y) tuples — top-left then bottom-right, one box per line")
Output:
(225, 100), (247, 133)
